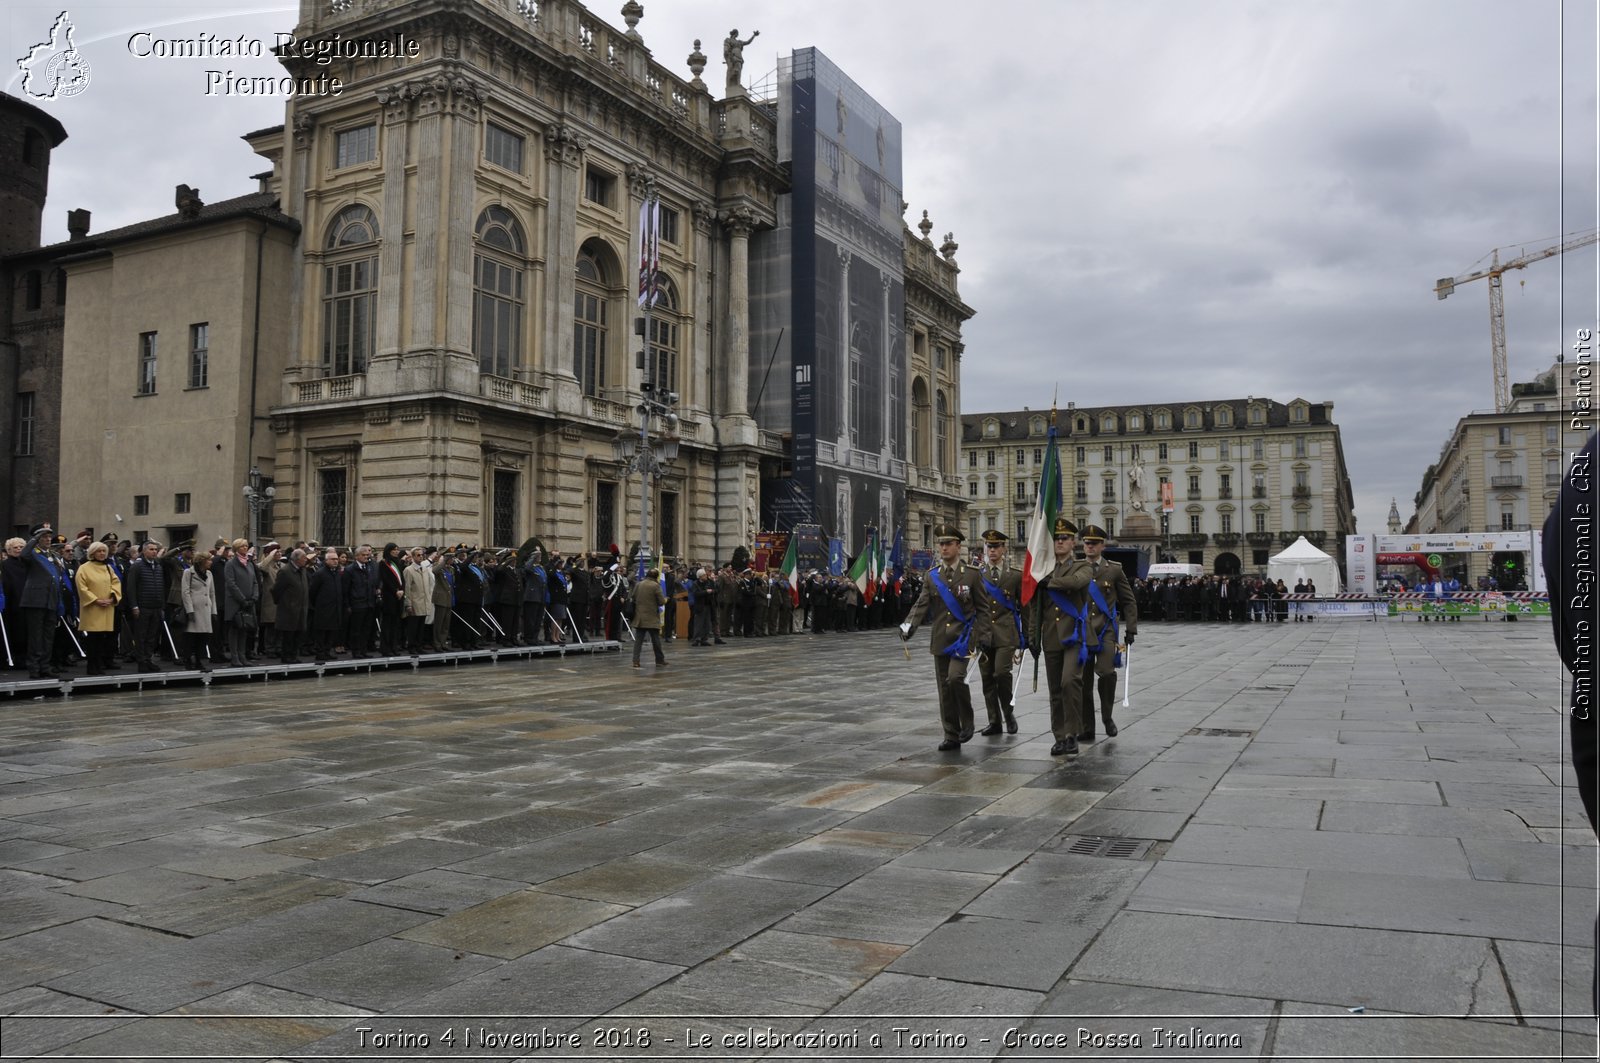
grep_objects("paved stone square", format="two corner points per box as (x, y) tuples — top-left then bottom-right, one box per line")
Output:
(0, 619), (1596, 1060)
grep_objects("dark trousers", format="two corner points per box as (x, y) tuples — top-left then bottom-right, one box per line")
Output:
(279, 628), (302, 662)
(131, 608), (163, 670)
(432, 607), (452, 650)
(632, 627), (666, 665)
(23, 608), (53, 676)
(978, 645), (1017, 727)
(85, 631), (115, 674)
(1079, 653), (1118, 737)
(691, 606), (712, 643)
(348, 608), (375, 654)
(379, 603), (402, 653)
(403, 615), (426, 651)
(1043, 648), (1084, 742)
(522, 603), (546, 644)
(313, 626), (340, 660)
(930, 654), (975, 742)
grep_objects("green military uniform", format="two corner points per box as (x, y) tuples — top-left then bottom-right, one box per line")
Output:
(1076, 524), (1137, 741)
(903, 525), (993, 750)
(1030, 517), (1092, 755)
(976, 529), (1024, 735)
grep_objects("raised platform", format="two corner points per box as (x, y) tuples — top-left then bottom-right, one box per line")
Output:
(0, 639), (621, 698)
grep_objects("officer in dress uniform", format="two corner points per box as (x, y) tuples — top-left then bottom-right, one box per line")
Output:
(1031, 517), (1092, 756)
(1075, 524), (1136, 742)
(976, 529), (1024, 736)
(901, 524), (993, 751)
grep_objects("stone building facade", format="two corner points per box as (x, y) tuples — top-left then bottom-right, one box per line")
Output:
(960, 396), (1357, 576)
(1406, 361), (1591, 585)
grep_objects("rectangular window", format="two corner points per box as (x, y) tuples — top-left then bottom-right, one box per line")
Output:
(1105, 517), (1114, 537)
(1158, 443), (1168, 461)
(137, 332), (157, 395)
(1220, 513), (1232, 534)
(1016, 449), (1025, 465)
(1254, 512), (1267, 533)
(484, 122), (525, 173)
(1252, 439), (1264, 460)
(134, 494), (150, 516)
(968, 481), (977, 497)
(986, 450), (995, 467)
(658, 206), (680, 245)
(584, 168), (615, 207)
(14, 393), (34, 457)
(1102, 478), (1116, 501)
(1500, 509), (1515, 531)
(968, 451), (977, 469)
(1295, 511), (1308, 531)
(474, 256), (524, 377)
(1075, 480), (1087, 500)
(1016, 520), (1027, 540)
(1016, 481), (1028, 500)
(188, 322), (209, 389)
(1497, 426), (1511, 445)
(1103, 445), (1113, 462)
(323, 258), (377, 375)
(1294, 435), (1307, 458)
(1219, 473), (1231, 496)
(1188, 441), (1199, 460)
(319, 468), (347, 546)
(1189, 514), (1201, 534)
(970, 516), (979, 542)
(1033, 448), (1042, 464)
(1130, 443), (1140, 460)
(1076, 447), (1085, 463)
(1253, 548), (1269, 565)
(1188, 474), (1200, 494)
(1219, 439), (1230, 459)
(987, 481), (997, 496)
(1294, 470), (1309, 491)
(573, 290), (607, 396)
(174, 492), (191, 514)
(335, 123), (377, 168)
(595, 481), (617, 550)
(492, 469), (518, 547)
(659, 491), (678, 557)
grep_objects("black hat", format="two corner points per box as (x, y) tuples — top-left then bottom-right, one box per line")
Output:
(980, 529), (1008, 545)
(30, 525), (51, 541)
(100, 532), (118, 544)
(1052, 517), (1079, 538)
(933, 524), (963, 543)
(1080, 524), (1108, 544)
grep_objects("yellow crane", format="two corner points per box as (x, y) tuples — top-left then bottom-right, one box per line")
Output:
(1434, 228), (1600, 412)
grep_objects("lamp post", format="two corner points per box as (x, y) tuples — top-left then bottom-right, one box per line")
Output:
(241, 466), (276, 542)
(613, 385), (680, 581)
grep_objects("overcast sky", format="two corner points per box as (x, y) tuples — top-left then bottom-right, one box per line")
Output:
(6, 0), (1597, 534)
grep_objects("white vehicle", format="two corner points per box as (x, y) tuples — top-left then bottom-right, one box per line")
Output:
(1146, 563), (1204, 579)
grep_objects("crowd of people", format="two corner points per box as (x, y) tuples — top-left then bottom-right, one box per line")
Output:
(1129, 574), (1321, 623)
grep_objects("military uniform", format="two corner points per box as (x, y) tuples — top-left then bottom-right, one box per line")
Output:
(1030, 517), (1092, 755)
(902, 525), (993, 750)
(1075, 524), (1137, 741)
(975, 529), (1024, 735)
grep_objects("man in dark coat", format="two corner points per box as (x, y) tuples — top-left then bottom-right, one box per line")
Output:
(377, 543), (406, 655)
(272, 548), (311, 663)
(343, 544), (380, 656)
(308, 549), (345, 662)
(122, 537), (167, 674)
(522, 550), (548, 645)
(19, 526), (66, 678)
(453, 552), (485, 648)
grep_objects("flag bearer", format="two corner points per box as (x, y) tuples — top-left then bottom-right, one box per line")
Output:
(902, 525), (992, 751)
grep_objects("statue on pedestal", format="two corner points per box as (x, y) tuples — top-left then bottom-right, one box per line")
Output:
(1128, 458), (1147, 512)
(723, 28), (758, 95)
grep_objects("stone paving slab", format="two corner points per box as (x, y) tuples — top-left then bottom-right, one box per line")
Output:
(0, 621), (1591, 1060)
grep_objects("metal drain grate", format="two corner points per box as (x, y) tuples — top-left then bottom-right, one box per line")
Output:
(1270, 663), (1310, 668)
(1059, 836), (1153, 860)
(1186, 727), (1255, 738)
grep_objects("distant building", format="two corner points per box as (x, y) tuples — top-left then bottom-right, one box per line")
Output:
(1406, 361), (1590, 585)
(960, 396), (1357, 576)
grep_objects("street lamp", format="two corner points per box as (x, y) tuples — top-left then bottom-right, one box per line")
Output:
(613, 381), (681, 579)
(241, 465), (276, 542)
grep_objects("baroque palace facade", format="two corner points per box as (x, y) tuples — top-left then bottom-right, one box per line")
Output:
(35, 0), (968, 556)
(960, 397), (1357, 576)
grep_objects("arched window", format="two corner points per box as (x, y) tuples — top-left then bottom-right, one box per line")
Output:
(1154, 409), (1171, 430)
(473, 206), (526, 377)
(1215, 405), (1232, 427)
(322, 205), (379, 376)
(912, 377), (931, 468)
(645, 273), (681, 394)
(1127, 412), (1143, 431)
(935, 390), (950, 473)
(1101, 413), (1117, 433)
(574, 240), (619, 397)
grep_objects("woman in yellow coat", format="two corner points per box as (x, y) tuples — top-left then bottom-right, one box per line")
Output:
(75, 540), (121, 675)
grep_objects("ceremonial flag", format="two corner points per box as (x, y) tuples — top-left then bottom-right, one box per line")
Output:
(876, 528), (891, 596)
(637, 199), (660, 308)
(778, 534), (800, 606)
(1022, 422), (1062, 605)
(848, 529), (874, 602)
(888, 525), (905, 595)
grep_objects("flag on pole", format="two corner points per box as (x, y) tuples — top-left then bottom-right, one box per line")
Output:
(876, 529), (890, 597)
(1022, 421), (1062, 605)
(778, 533), (800, 606)
(637, 199), (660, 308)
(848, 529), (874, 603)
(888, 525), (905, 596)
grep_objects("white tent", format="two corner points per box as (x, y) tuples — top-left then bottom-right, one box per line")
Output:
(1268, 536), (1342, 594)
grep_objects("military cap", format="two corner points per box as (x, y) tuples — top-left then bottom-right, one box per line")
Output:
(1052, 517), (1079, 538)
(1080, 524), (1108, 543)
(932, 523), (964, 543)
(174, 538), (196, 551)
(980, 528), (1008, 545)
(100, 532), (118, 544)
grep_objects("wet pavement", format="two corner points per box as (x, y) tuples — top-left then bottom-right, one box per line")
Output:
(0, 618), (1595, 1060)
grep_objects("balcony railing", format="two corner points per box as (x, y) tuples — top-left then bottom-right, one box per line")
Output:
(1292, 485), (1311, 498)
(480, 374), (549, 410)
(1213, 532), (1241, 547)
(1246, 532), (1276, 546)
(1490, 475), (1523, 488)
(1218, 488), (1232, 499)
(1170, 533), (1208, 547)
(1305, 531), (1328, 546)
(1252, 487), (1267, 498)
(1187, 490), (1202, 500)
(1483, 523), (1532, 532)
(293, 374), (365, 404)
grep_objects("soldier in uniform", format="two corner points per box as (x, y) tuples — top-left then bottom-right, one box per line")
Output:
(1032, 517), (1092, 756)
(1075, 524), (1136, 742)
(975, 529), (1024, 735)
(901, 524), (992, 751)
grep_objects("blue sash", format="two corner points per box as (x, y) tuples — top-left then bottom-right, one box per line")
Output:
(928, 568), (974, 659)
(1045, 587), (1089, 662)
(1085, 576), (1123, 667)
(981, 574), (1027, 652)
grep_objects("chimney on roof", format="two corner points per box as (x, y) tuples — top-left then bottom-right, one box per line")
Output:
(175, 184), (203, 219)
(66, 209), (90, 241)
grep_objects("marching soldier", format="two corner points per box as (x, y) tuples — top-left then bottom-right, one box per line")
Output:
(976, 529), (1024, 735)
(1031, 517), (1092, 756)
(901, 524), (992, 751)
(1075, 524), (1136, 742)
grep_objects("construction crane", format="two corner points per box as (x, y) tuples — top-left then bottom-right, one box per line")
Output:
(1434, 228), (1600, 412)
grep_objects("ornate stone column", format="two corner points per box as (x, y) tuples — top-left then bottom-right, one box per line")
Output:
(689, 200), (716, 415)
(542, 124), (587, 405)
(284, 111), (316, 396)
(374, 83), (413, 361)
(442, 75), (484, 394)
(721, 206), (755, 424)
(409, 76), (447, 361)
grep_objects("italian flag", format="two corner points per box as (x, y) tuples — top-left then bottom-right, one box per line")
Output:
(778, 534), (800, 606)
(1022, 423), (1062, 605)
(849, 528), (876, 604)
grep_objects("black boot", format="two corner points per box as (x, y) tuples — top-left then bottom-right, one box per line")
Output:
(1099, 674), (1119, 737)
(1001, 677), (1018, 733)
